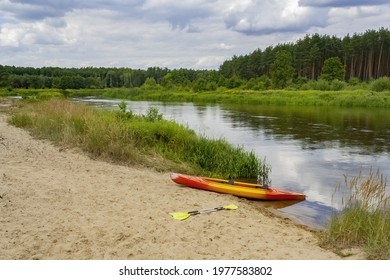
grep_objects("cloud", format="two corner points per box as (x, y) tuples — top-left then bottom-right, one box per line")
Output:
(140, 0), (217, 30)
(224, 0), (328, 35)
(329, 5), (382, 21)
(0, 0), (146, 22)
(195, 55), (226, 69)
(1, 0), (389, 69)
(0, 18), (74, 48)
(1, 0), (78, 20)
(299, 0), (389, 8)
(1, 0), (218, 32)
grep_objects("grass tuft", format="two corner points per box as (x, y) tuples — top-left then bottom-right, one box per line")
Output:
(320, 169), (390, 259)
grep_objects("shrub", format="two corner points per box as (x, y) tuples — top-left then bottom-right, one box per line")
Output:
(116, 101), (134, 120)
(143, 107), (163, 122)
(370, 77), (390, 92)
(320, 57), (345, 81)
(330, 79), (346, 91)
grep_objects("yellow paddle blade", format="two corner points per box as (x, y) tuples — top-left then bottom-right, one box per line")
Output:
(170, 212), (190, 221)
(223, 204), (238, 210)
(170, 204), (238, 221)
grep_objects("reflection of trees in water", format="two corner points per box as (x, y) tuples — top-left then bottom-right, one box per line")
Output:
(223, 104), (390, 154)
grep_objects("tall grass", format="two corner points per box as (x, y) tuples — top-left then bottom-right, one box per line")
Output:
(68, 88), (390, 108)
(8, 99), (268, 179)
(4, 87), (390, 108)
(320, 169), (390, 259)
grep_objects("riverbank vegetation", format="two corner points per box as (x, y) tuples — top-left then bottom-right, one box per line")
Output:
(1, 28), (390, 105)
(2, 86), (390, 108)
(7, 99), (268, 180)
(320, 169), (390, 259)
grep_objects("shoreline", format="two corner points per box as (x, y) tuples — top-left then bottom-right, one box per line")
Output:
(0, 110), (364, 259)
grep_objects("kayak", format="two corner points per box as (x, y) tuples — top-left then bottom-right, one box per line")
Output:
(170, 173), (306, 201)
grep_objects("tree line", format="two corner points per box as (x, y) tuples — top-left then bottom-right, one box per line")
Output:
(220, 27), (390, 82)
(0, 27), (389, 91)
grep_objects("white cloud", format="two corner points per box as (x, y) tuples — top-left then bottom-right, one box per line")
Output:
(217, 43), (234, 50)
(224, 0), (328, 35)
(0, 0), (389, 69)
(195, 56), (225, 69)
(328, 5), (381, 21)
(299, 0), (389, 8)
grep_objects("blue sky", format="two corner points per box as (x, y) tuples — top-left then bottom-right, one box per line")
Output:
(0, 0), (389, 69)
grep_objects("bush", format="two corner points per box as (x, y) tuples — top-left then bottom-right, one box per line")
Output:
(116, 101), (134, 120)
(370, 77), (390, 92)
(143, 107), (163, 122)
(320, 57), (345, 81)
(330, 79), (346, 91)
(304, 79), (331, 91)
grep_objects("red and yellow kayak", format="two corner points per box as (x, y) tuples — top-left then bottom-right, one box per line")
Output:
(170, 173), (306, 201)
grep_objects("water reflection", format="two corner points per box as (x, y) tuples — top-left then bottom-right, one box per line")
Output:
(224, 104), (390, 154)
(74, 98), (390, 229)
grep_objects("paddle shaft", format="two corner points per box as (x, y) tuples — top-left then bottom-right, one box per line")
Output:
(188, 206), (224, 216)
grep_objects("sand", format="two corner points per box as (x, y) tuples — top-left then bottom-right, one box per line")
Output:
(0, 111), (359, 260)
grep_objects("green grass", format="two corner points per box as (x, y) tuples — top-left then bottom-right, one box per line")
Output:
(320, 169), (390, 259)
(64, 87), (390, 108)
(3, 87), (390, 108)
(0, 88), (66, 99)
(8, 99), (268, 179)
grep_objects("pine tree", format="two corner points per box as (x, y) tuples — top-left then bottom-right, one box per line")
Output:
(269, 50), (294, 88)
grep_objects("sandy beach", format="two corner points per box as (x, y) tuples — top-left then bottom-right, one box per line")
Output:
(0, 111), (360, 260)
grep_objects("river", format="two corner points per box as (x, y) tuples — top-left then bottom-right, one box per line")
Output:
(74, 97), (390, 229)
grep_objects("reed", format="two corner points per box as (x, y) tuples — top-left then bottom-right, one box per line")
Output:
(8, 99), (267, 179)
(320, 169), (390, 259)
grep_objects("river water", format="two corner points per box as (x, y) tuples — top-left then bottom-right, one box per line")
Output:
(75, 98), (390, 229)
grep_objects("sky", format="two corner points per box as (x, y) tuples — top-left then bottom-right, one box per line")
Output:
(0, 0), (389, 70)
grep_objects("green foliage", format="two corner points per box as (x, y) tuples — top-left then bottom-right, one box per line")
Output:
(301, 79), (329, 91)
(36, 91), (64, 100)
(330, 79), (347, 91)
(300, 79), (346, 91)
(348, 77), (360, 86)
(320, 57), (345, 81)
(192, 78), (208, 92)
(225, 76), (243, 89)
(370, 76), (390, 92)
(116, 101), (134, 120)
(270, 50), (295, 88)
(221, 27), (390, 83)
(192, 78), (218, 92)
(142, 77), (158, 90)
(0, 88), (14, 96)
(143, 107), (163, 122)
(8, 99), (267, 179)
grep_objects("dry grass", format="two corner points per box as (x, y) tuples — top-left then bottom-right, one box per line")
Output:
(320, 169), (390, 259)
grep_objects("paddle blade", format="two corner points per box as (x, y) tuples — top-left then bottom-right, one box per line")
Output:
(170, 204), (238, 221)
(170, 212), (190, 221)
(223, 204), (238, 210)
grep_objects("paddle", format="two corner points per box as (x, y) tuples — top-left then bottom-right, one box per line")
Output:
(170, 204), (238, 221)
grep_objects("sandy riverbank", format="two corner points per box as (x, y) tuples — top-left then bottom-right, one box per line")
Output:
(0, 110), (362, 260)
